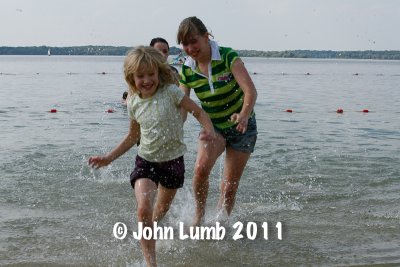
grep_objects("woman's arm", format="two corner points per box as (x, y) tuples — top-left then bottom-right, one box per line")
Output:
(88, 119), (140, 169)
(230, 58), (258, 133)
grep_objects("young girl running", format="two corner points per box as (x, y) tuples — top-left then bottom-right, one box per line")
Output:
(88, 46), (215, 267)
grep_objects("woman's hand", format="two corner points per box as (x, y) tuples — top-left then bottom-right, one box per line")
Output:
(230, 113), (249, 134)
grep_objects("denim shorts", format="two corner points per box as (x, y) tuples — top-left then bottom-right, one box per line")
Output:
(130, 155), (185, 189)
(216, 115), (258, 153)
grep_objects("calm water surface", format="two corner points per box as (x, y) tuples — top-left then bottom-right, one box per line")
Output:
(1, 56), (400, 266)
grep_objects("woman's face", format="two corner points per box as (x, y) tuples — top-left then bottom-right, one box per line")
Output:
(181, 33), (209, 61)
(153, 42), (169, 61)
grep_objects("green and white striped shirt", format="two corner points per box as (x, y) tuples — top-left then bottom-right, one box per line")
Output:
(180, 41), (252, 130)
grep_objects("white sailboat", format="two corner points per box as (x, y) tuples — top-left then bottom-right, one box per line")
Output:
(48, 48), (51, 56)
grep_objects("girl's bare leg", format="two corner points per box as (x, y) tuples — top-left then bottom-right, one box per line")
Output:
(152, 185), (177, 222)
(134, 178), (158, 267)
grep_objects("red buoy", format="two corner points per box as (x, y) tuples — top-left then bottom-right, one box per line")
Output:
(362, 109), (369, 113)
(336, 108), (344, 114)
(107, 108), (115, 113)
(50, 109), (57, 113)
(286, 109), (293, 113)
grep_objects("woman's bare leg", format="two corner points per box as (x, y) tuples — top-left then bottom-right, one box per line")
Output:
(192, 133), (226, 226)
(217, 147), (251, 216)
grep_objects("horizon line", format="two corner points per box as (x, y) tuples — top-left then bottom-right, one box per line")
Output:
(1, 45), (399, 52)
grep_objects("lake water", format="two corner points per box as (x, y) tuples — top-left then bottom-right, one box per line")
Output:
(1, 56), (400, 266)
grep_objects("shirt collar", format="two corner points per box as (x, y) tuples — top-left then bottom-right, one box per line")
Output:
(184, 40), (221, 71)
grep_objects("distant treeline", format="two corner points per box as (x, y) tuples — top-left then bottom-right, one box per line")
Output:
(236, 49), (400, 60)
(1, 46), (400, 60)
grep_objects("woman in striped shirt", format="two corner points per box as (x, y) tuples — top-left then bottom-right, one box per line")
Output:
(177, 16), (258, 226)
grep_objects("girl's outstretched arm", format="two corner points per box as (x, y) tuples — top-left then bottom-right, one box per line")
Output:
(88, 120), (140, 169)
(179, 95), (216, 141)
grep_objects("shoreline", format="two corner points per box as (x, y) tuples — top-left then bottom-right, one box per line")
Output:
(1, 46), (400, 60)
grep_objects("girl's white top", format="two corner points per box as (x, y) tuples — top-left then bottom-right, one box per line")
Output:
(127, 84), (187, 162)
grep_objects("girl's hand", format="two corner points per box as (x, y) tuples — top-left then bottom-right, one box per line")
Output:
(88, 155), (112, 169)
(199, 128), (216, 141)
(230, 113), (249, 133)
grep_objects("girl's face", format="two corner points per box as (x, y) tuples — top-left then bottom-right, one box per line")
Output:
(182, 33), (209, 61)
(134, 66), (159, 98)
(153, 42), (169, 61)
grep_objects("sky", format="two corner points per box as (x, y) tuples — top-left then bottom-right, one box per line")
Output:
(1, 0), (399, 51)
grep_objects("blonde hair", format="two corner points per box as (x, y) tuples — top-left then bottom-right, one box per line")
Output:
(124, 46), (178, 96)
(177, 16), (213, 45)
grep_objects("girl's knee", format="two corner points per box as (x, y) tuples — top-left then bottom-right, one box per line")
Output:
(136, 205), (152, 221)
(194, 161), (212, 178)
(156, 203), (170, 214)
(222, 179), (240, 192)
